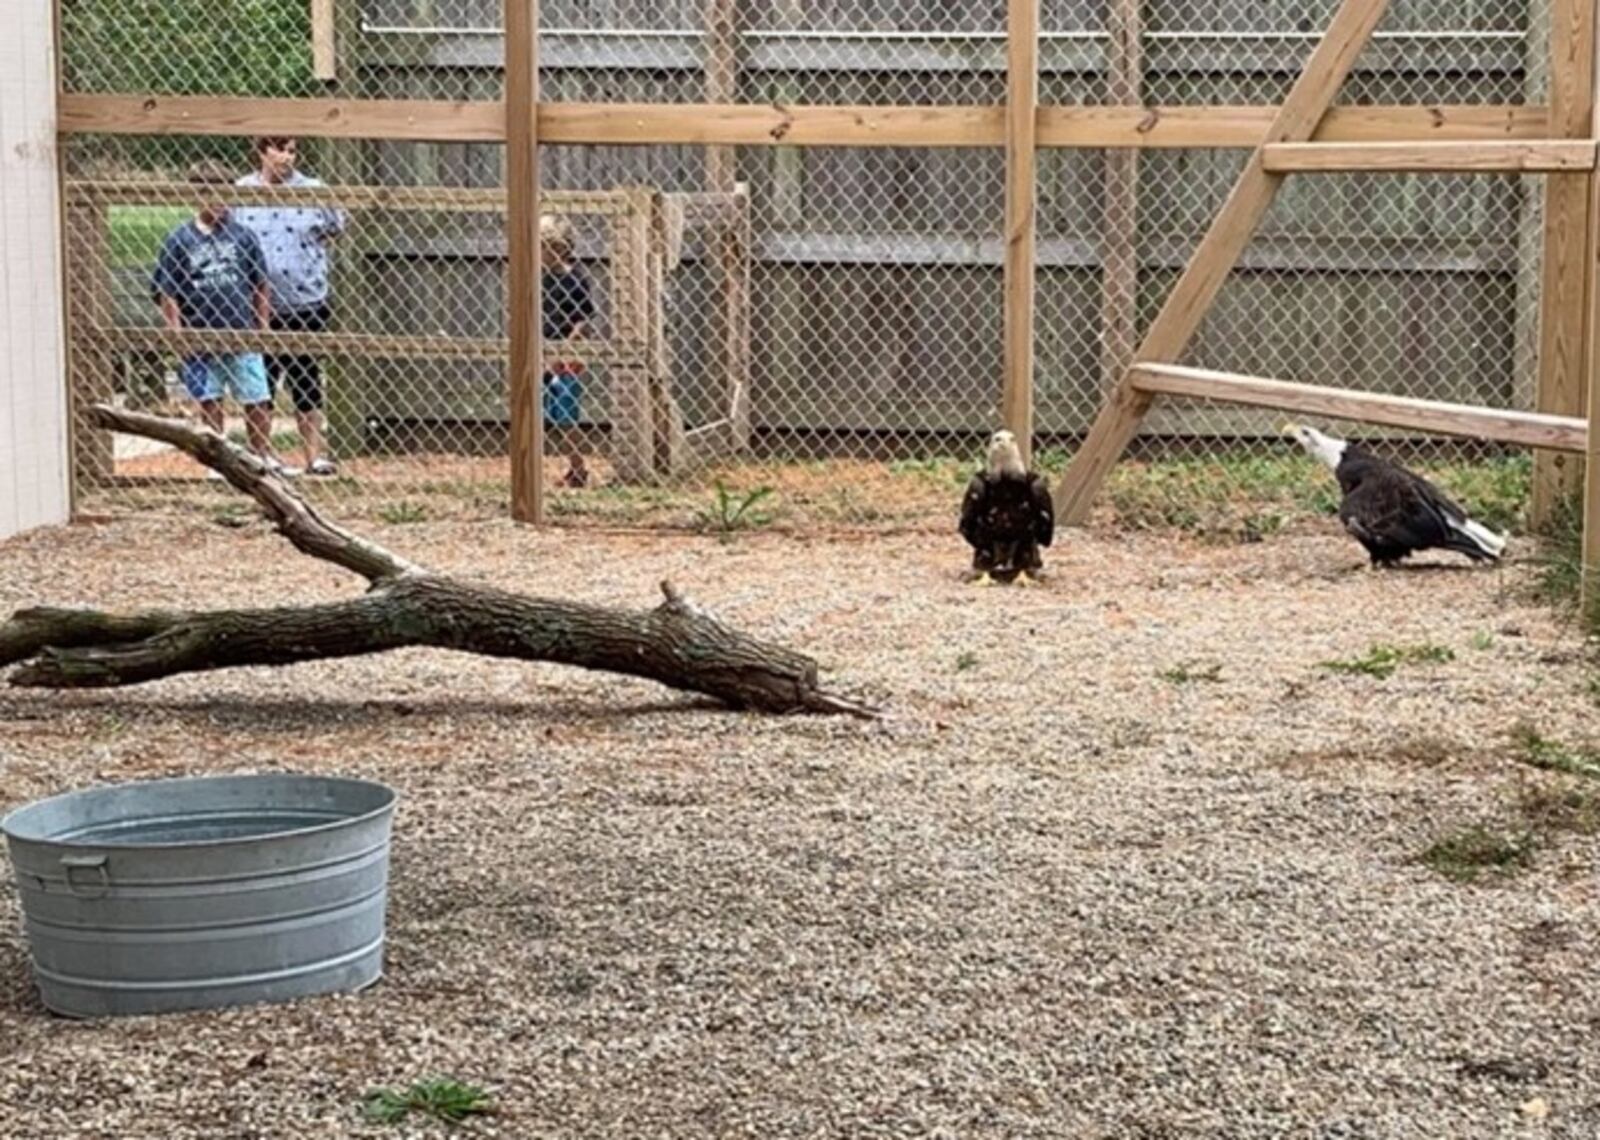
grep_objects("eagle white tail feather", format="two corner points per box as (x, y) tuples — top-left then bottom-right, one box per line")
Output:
(1450, 516), (1507, 558)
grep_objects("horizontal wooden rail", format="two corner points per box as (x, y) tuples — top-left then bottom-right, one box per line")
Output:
(59, 94), (1551, 149)
(1130, 363), (1588, 453)
(66, 180), (632, 213)
(87, 326), (635, 366)
(1261, 139), (1598, 172)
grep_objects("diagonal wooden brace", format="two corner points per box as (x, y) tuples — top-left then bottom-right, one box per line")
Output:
(1052, 0), (1394, 524)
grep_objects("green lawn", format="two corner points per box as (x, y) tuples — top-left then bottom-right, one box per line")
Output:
(106, 205), (192, 270)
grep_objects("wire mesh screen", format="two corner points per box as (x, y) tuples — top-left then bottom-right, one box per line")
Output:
(57, 0), (1550, 536)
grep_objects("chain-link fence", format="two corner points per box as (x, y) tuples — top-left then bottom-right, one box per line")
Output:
(58, 0), (1551, 536)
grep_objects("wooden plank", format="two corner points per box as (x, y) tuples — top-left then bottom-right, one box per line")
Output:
(311, 0), (337, 82)
(66, 180), (631, 214)
(608, 192), (656, 483)
(58, 94), (507, 141)
(1053, 0), (1393, 526)
(1583, 9), (1600, 629)
(504, 0), (542, 523)
(1002, 0), (1038, 462)
(704, 0), (739, 192)
(65, 203), (113, 492)
(1262, 140), (1598, 172)
(1534, 0), (1599, 528)
(1131, 364), (1588, 453)
(57, 94), (1552, 150)
(1100, 0), (1142, 408)
(84, 327), (631, 364)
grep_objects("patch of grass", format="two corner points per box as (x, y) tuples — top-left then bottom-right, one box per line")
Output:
(1511, 725), (1600, 781)
(954, 650), (979, 672)
(208, 502), (253, 529)
(362, 1078), (494, 1127)
(378, 500), (429, 524)
(1419, 825), (1536, 884)
(1160, 660), (1223, 684)
(1470, 630), (1495, 651)
(1532, 499), (1583, 615)
(107, 204), (192, 270)
(1319, 643), (1455, 680)
(696, 480), (776, 539)
(1517, 784), (1600, 836)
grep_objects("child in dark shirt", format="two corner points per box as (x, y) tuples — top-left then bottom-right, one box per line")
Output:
(541, 215), (595, 488)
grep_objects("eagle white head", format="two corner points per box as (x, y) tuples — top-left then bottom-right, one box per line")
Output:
(987, 429), (1026, 478)
(1283, 422), (1347, 471)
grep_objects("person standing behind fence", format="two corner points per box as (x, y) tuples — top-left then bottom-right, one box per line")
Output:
(233, 137), (346, 477)
(542, 215), (596, 488)
(152, 161), (291, 477)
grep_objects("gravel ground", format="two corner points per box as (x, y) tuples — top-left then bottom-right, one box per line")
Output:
(0, 515), (1597, 1139)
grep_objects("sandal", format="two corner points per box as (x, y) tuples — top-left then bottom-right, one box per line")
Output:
(307, 457), (339, 477)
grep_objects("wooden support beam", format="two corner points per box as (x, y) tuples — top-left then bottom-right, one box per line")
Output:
(1100, 0), (1143, 406)
(1002, 0), (1038, 462)
(1533, 0), (1599, 528)
(58, 94), (508, 141)
(83, 327), (630, 365)
(505, 0), (543, 524)
(310, 0), (337, 82)
(1582, 7), (1600, 629)
(1261, 140), (1598, 172)
(1053, 0), (1393, 525)
(1131, 364), (1588, 453)
(57, 94), (1552, 150)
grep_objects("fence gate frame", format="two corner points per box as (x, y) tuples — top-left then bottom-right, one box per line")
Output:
(50, 0), (1600, 624)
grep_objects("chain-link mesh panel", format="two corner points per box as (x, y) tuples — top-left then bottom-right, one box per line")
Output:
(56, 0), (1551, 536)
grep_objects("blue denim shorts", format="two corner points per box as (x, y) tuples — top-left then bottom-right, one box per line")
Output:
(543, 372), (583, 427)
(180, 354), (271, 406)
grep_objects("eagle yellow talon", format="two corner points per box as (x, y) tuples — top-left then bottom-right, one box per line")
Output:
(972, 572), (996, 588)
(1016, 572), (1039, 588)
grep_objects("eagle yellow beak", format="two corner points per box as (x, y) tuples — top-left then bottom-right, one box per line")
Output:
(1279, 422), (1300, 437)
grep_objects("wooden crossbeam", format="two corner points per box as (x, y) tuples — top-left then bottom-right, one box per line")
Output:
(1131, 364), (1588, 453)
(57, 93), (1550, 150)
(84, 327), (632, 365)
(1261, 140), (1598, 172)
(1053, 0), (1394, 524)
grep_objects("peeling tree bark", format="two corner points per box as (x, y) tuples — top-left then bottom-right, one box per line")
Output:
(2, 406), (878, 718)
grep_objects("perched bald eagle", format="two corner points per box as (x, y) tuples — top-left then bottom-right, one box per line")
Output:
(1285, 423), (1507, 567)
(958, 429), (1054, 586)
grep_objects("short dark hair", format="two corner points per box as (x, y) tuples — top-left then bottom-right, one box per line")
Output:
(253, 136), (297, 157)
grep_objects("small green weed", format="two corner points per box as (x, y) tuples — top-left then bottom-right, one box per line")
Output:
(1161, 661), (1223, 684)
(362, 1078), (494, 1127)
(1469, 630), (1495, 651)
(697, 480), (776, 539)
(1419, 825), (1536, 884)
(208, 502), (253, 529)
(1511, 725), (1600, 781)
(954, 651), (979, 672)
(1517, 784), (1600, 836)
(1319, 643), (1455, 680)
(378, 501), (429, 524)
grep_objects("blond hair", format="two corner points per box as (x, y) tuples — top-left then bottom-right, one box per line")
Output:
(540, 214), (574, 262)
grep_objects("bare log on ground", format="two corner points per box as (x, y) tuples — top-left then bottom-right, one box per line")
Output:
(1, 406), (878, 718)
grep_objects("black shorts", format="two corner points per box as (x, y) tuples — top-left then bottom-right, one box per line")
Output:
(266, 303), (331, 414)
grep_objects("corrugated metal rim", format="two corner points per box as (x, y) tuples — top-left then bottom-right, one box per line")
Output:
(0, 774), (396, 850)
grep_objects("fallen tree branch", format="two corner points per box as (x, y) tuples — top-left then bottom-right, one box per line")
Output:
(4, 407), (880, 718)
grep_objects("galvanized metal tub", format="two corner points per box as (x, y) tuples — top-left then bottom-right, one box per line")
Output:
(1, 773), (396, 1018)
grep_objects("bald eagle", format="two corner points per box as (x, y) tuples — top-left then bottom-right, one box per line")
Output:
(1285, 423), (1507, 567)
(958, 430), (1054, 587)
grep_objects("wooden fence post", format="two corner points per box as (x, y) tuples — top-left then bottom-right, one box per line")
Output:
(1581, 4), (1600, 630)
(1100, 0), (1142, 406)
(506, 0), (544, 524)
(1003, 0), (1039, 463)
(1532, 0), (1597, 530)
